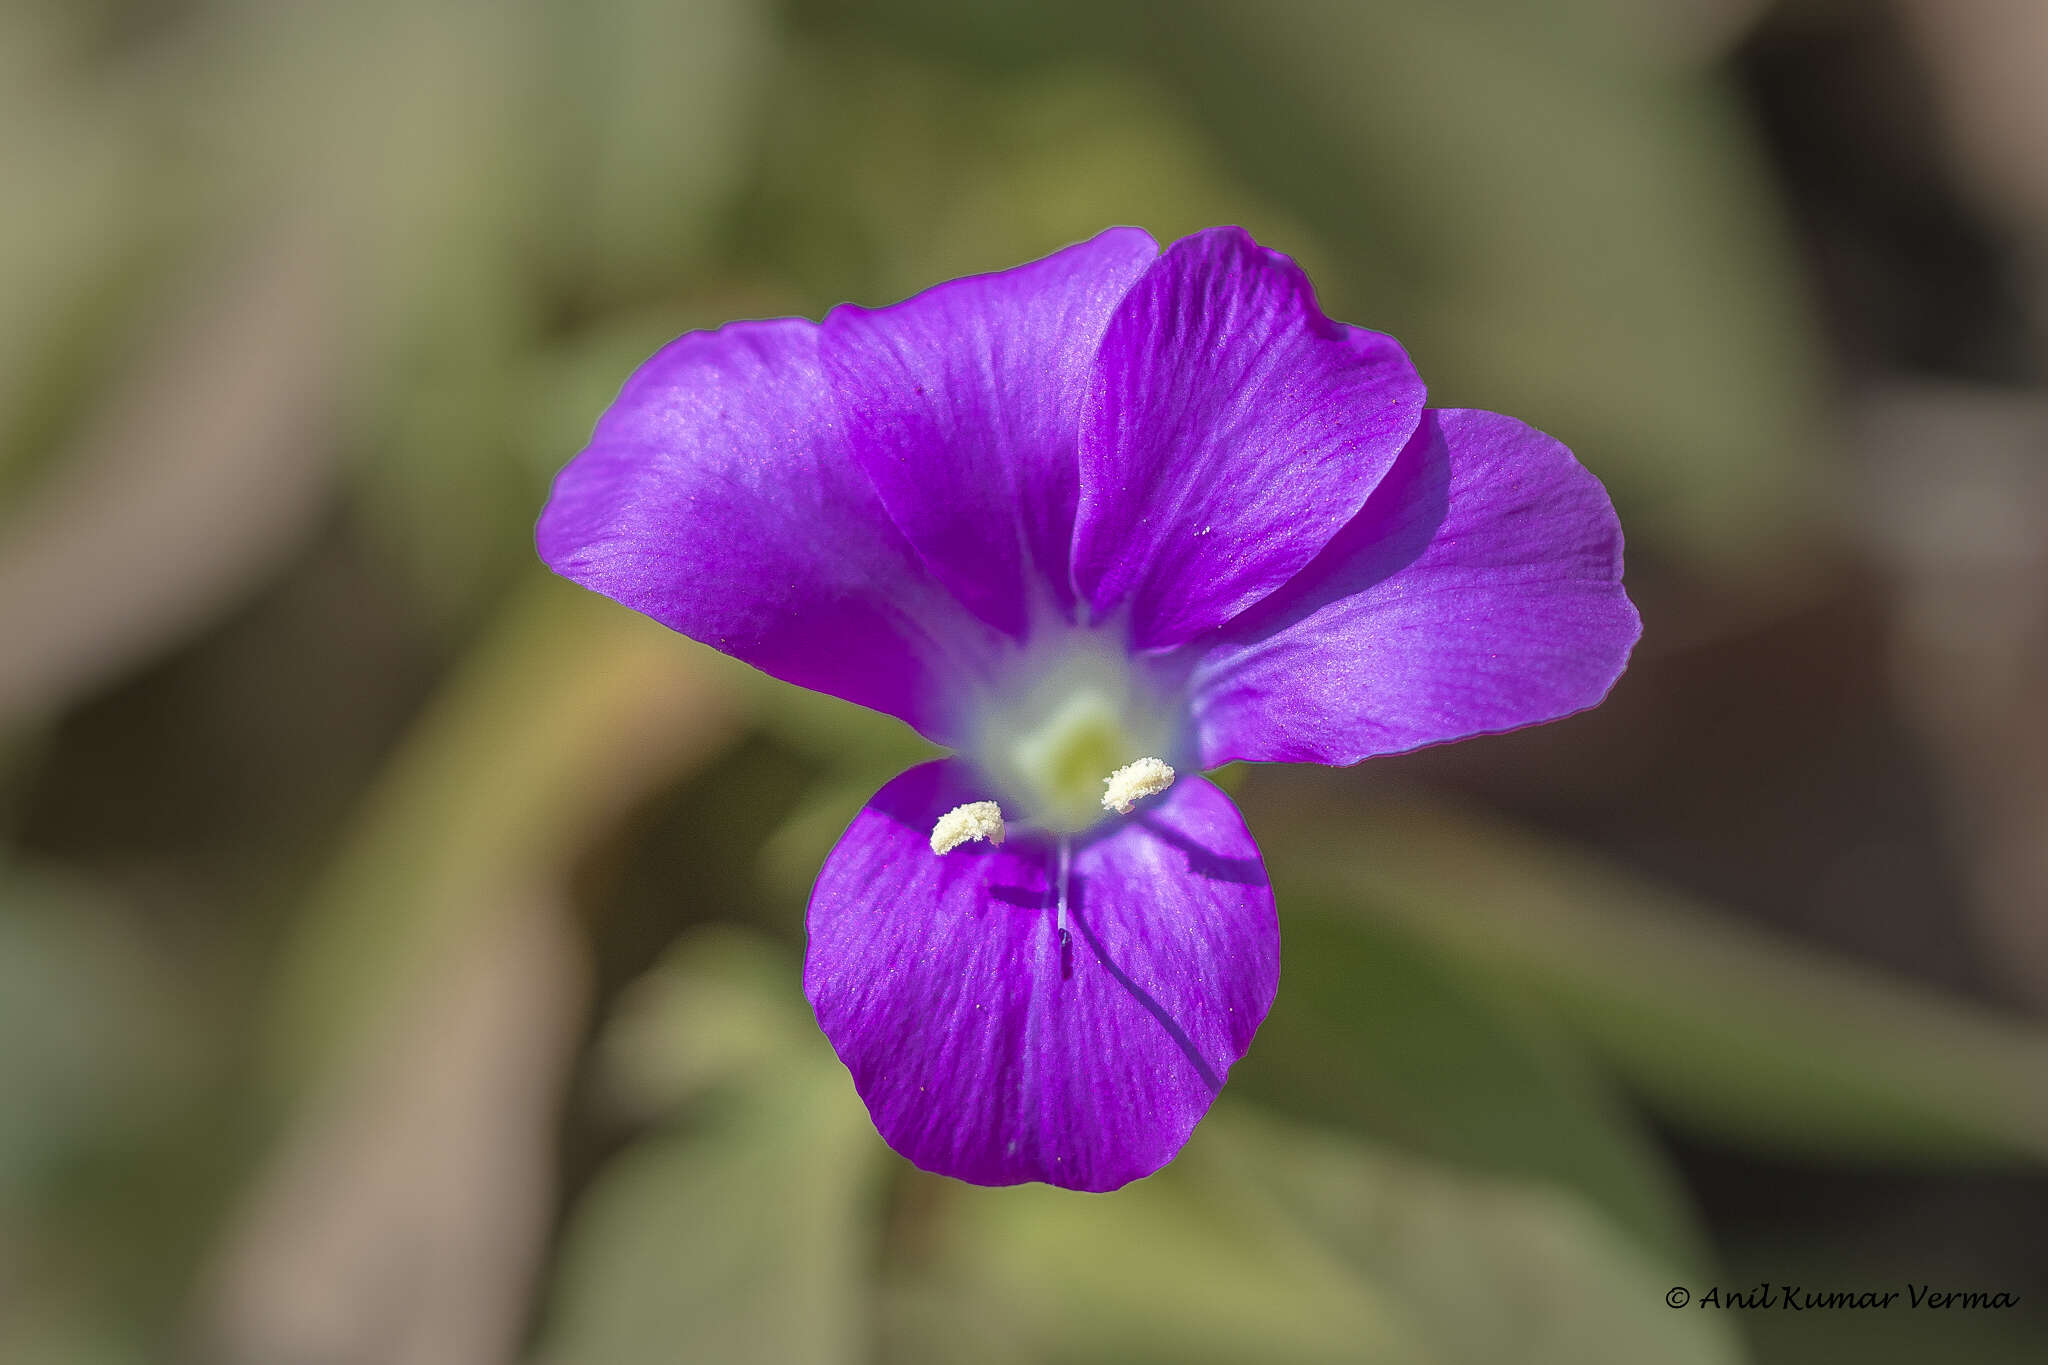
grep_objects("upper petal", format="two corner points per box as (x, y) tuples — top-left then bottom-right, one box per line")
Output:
(1185, 408), (1642, 766)
(822, 229), (1160, 638)
(536, 317), (994, 743)
(804, 760), (1277, 1192)
(1071, 227), (1426, 649)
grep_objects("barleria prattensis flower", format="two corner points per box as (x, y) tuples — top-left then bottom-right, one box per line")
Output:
(538, 226), (1639, 1191)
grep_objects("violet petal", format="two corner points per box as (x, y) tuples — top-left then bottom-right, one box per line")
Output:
(1187, 408), (1642, 765)
(536, 318), (994, 743)
(1072, 226), (1426, 649)
(805, 760), (1278, 1191)
(823, 228), (1159, 637)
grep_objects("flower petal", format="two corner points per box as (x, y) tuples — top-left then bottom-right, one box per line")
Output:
(1072, 226), (1426, 649)
(823, 229), (1159, 638)
(536, 317), (993, 743)
(805, 760), (1277, 1191)
(1186, 408), (1641, 766)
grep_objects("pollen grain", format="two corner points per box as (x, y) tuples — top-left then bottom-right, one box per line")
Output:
(930, 800), (1006, 855)
(1101, 757), (1175, 815)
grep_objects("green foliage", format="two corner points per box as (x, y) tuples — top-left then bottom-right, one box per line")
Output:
(537, 936), (882, 1365)
(259, 576), (743, 1108)
(0, 865), (208, 1365)
(1256, 789), (2048, 1165)
(887, 1106), (1742, 1365)
(6, 0), (2044, 1360)
(546, 928), (1738, 1365)
(1235, 904), (1706, 1271)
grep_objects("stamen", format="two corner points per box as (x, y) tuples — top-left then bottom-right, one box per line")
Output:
(1056, 837), (1072, 946)
(1056, 836), (1073, 978)
(930, 800), (1005, 855)
(1101, 757), (1175, 814)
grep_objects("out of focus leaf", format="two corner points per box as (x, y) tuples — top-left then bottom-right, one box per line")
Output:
(890, 1123), (1400, 1365)
(0, 6), (165, 497)
(261, 575), (744, 1108)
(595, 927), (818, 1120)
(544, 0), (774, 297)
(892, 1103), (1743, 1365)
(199, 0), (771, 624)
(1225, 1108), (1746, 1365)
(1745, 1306), (2047, 1365)
(178, 1), (554, 620)
(1253, 783), (2048, 1164)
(923, 69), (1319, 296)
(536, 929), (882, 1365)
(1900, 0), (2048, 242)
(0, 1312), (139, 1365)
(753, 48), (1305, 311)
(1236, 903), (1707, 1271)
(0, 864), (198, 1365)
(0, 228), (339, 729)
(755, 778), (888, 918)
(319, 3), (552, 621)
(193, 0), (546, 365)
(0, 866), (184, 1213)
(537, 1064), (878, 1365)
(202, 897), (588, 1365)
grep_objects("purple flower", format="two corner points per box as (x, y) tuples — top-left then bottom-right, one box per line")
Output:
(537, 226), (1639, 1191)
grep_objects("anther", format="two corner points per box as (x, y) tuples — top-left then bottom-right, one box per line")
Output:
(930, 800), (1005, 855)
(1101, 757), (1175, 814)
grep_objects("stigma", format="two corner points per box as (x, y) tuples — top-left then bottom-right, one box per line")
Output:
(1101, 757), (1175, 815)
(930, 800), (1005, 855)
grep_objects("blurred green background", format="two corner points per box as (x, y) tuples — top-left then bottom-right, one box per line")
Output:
(5, 0), (2048, 1361)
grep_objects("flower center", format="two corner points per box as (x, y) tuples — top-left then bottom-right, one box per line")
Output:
(966, 635), (1183, 835)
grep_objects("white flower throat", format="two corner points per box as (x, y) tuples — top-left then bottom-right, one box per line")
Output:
(932, 633), (1184, 854)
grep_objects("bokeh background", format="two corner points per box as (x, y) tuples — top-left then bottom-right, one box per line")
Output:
(5, 0), (2048, 1361)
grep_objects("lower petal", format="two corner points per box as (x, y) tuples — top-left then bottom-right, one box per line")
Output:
(1187, 408), (1642, 766)
(804, 761), (1277, 1191)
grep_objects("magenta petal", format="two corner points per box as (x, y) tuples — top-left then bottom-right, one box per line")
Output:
(823, 229), (1159, 637)
(1072, 227), (1426, 649)
(805, 760), (1278, 1191)
(1188, 409), (1642, 766)
(536, 318), (994, 743)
